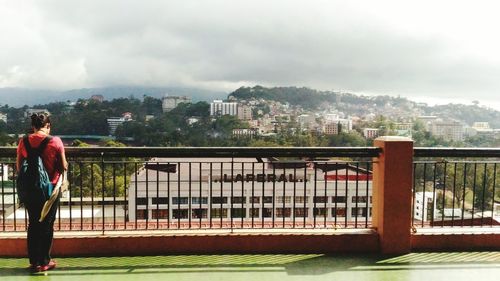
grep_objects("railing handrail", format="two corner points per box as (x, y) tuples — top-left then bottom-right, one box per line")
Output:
(0, 147), (382, 158)
(1, 146), (499, 158)
(414, 147), (500, 158)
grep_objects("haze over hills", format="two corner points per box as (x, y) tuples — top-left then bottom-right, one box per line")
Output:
(0, 87), (226, 107)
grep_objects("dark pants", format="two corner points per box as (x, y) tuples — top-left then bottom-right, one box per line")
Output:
(25, 191), (59, 266)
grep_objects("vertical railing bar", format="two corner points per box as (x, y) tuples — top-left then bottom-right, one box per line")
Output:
(334, 162), (338, 228)
(451, 163), (457, 227)
(220, 162), (223, 229)
(303, 165), (307, 228)
(90, 163), (94, 230)
(177, 162), (181, 229)
(230, 159), (234, 230)
(188, 162), (192, 229)
(156, 162), (160, 229)
(1, 164), (4, 231)
(145, 161), (149, 230)
(490, 163), (497, 228)
(421, 163), (426, 227)
(79, 162), (83, 231)
(199, 162), (202, 229)
(251, 162), (255, 228)
(412, 163), (417, 228)
(272, 164), (276, 228)
(209, 162), (212, 229)
(471, 163), (477, 227)
(292, 165), (296, 228)
(461, 163), (467, 227)
(480, 163), (487, 226)
(167, 162), (170, 229)
(13, 165), (17, 231)
(431, 162), (437, 227)
(282, 165), (286, 228)
(134, 162), (138, 230)
(112, 163), (116, 230)
(101, 155), (105, 233)
(355, 162), (359, 228)
(123, 162), (127, 230)
(324, 162), (327, 228)
(441, 162), (447, 227)
(242, 162), (245, 229)
(345, 165), (349, 228)
(262, 163), (265, 228)
(313, 162), (317, 228)
(365, 161), (370, 228)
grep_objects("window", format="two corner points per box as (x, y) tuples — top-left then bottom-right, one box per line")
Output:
(250, 196), (260, 204)
(136, 198), (148, 205)
(314, 208), (327, 216)
(332, 207), (346, 217)
(276, 196), (291, 203)
(263, 196), (273, 203)
(192, 208), (208, 219)
(152, 209), (168, 219)
(314, 196), (328, 203)
(231, 196), (245, 204)
(211, 208), (228, 218)
(263, 208), (273, 217)
(231, 208), (246, 218)
(295, 196), (309, 203)
(172, 197), (188, 205)
(294, 208), (308, 217)
(173, 209), (189, 219)
(332, 196), (346, 203)
(276, 208), (291, 218)
(351, 207), (368, 217)
(351, 196), (368, 203)
(152, 197), (168, 205)
(192, 197), (208, 204)
(212, 197), (228, 204)
(136, 209), (147, 219)
(250, 208), (260, 217)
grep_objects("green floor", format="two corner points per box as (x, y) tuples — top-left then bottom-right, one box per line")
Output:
(0, 252), (499, 281)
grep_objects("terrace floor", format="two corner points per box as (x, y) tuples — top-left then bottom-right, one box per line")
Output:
(1, 252), (499, 281)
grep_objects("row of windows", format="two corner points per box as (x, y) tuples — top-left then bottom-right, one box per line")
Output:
(136, 196), (372, 205)
(136, 207), (371, 219)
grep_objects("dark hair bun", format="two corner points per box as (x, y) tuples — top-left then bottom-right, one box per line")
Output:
(30, 113), (50, 130)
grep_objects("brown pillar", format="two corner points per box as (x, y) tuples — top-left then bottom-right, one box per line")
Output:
(372, 136), (413, 254)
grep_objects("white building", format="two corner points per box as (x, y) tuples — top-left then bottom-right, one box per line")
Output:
(210, 100), (238, 116)
(128, 158), (373, 224)
(430, 121), (464, 142)
(413, 192), (435, 222)
(0, 113), (6, 123)
(162, 95), (191, 112)
(25, 108), (50, 118)
(363, 128), (379, 139)
(107, 112), (133, 135)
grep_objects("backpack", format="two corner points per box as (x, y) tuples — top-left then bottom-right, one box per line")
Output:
(16, 136), (54, 204)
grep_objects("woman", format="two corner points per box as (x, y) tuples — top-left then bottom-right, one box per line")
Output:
(16, 113), (68, 273)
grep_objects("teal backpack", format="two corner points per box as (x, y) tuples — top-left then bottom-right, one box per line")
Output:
(16, 136), (54, 204)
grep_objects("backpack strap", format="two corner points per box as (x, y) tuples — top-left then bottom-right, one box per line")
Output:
(23, 135), (52, 157)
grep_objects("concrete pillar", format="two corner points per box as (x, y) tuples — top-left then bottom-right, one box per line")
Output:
(372, 136), (414, 254)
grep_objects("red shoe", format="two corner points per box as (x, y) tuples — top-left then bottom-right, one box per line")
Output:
(39, 260), (56, 272)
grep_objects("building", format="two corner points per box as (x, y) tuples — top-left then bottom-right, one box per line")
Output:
(413, 192), (435, 222)
(107, 112), (133, 135)
(430, 121), (464, 142)
(25, 108), (50, 118)
(297, 114), (316, 129)
(128, 158), (373, 223)
(324, 123), (340, 135)
(417, 116), (438, 131)
(363, 128), (379, 139)
(210, 100), (238, 116)
(237, 105), (253, 121)
(232, 128), (258, 138)
(90, 95), (104, 102)
(0, 112), (7, 123)
(162, 95), (191, 112)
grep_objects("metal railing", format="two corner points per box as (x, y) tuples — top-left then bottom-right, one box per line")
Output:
(413, 148), (500, 228)
(0, 147), (378, 232)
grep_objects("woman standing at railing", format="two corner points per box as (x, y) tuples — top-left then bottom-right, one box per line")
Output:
(16, 113), (68, 273)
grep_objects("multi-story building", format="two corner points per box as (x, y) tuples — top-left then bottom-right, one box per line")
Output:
(107, 112), (133, 135)
(128, 158), (373, 224)
(430, 121), (464, 142)
(363, 128), (379, 139)
(0, 113), (7, 123)
(237, 105), (253, 121)
(162, 95), (191, 112)
(210, 100), (238, 116)
(324, 123), (340, 135)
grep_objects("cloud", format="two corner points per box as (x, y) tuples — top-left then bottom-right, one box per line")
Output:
(0, 0), (499, 106)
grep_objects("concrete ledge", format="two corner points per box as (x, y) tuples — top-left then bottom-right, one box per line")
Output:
(412, 228), (500, 251)
(0, 229), (379, 257)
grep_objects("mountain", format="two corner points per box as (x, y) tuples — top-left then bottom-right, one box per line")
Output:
(0, 86), (227, 107)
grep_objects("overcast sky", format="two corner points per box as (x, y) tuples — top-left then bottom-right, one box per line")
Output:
(1, 0), (499, 109)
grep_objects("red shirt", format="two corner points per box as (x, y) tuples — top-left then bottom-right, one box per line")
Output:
(17, 134), (65, 185)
